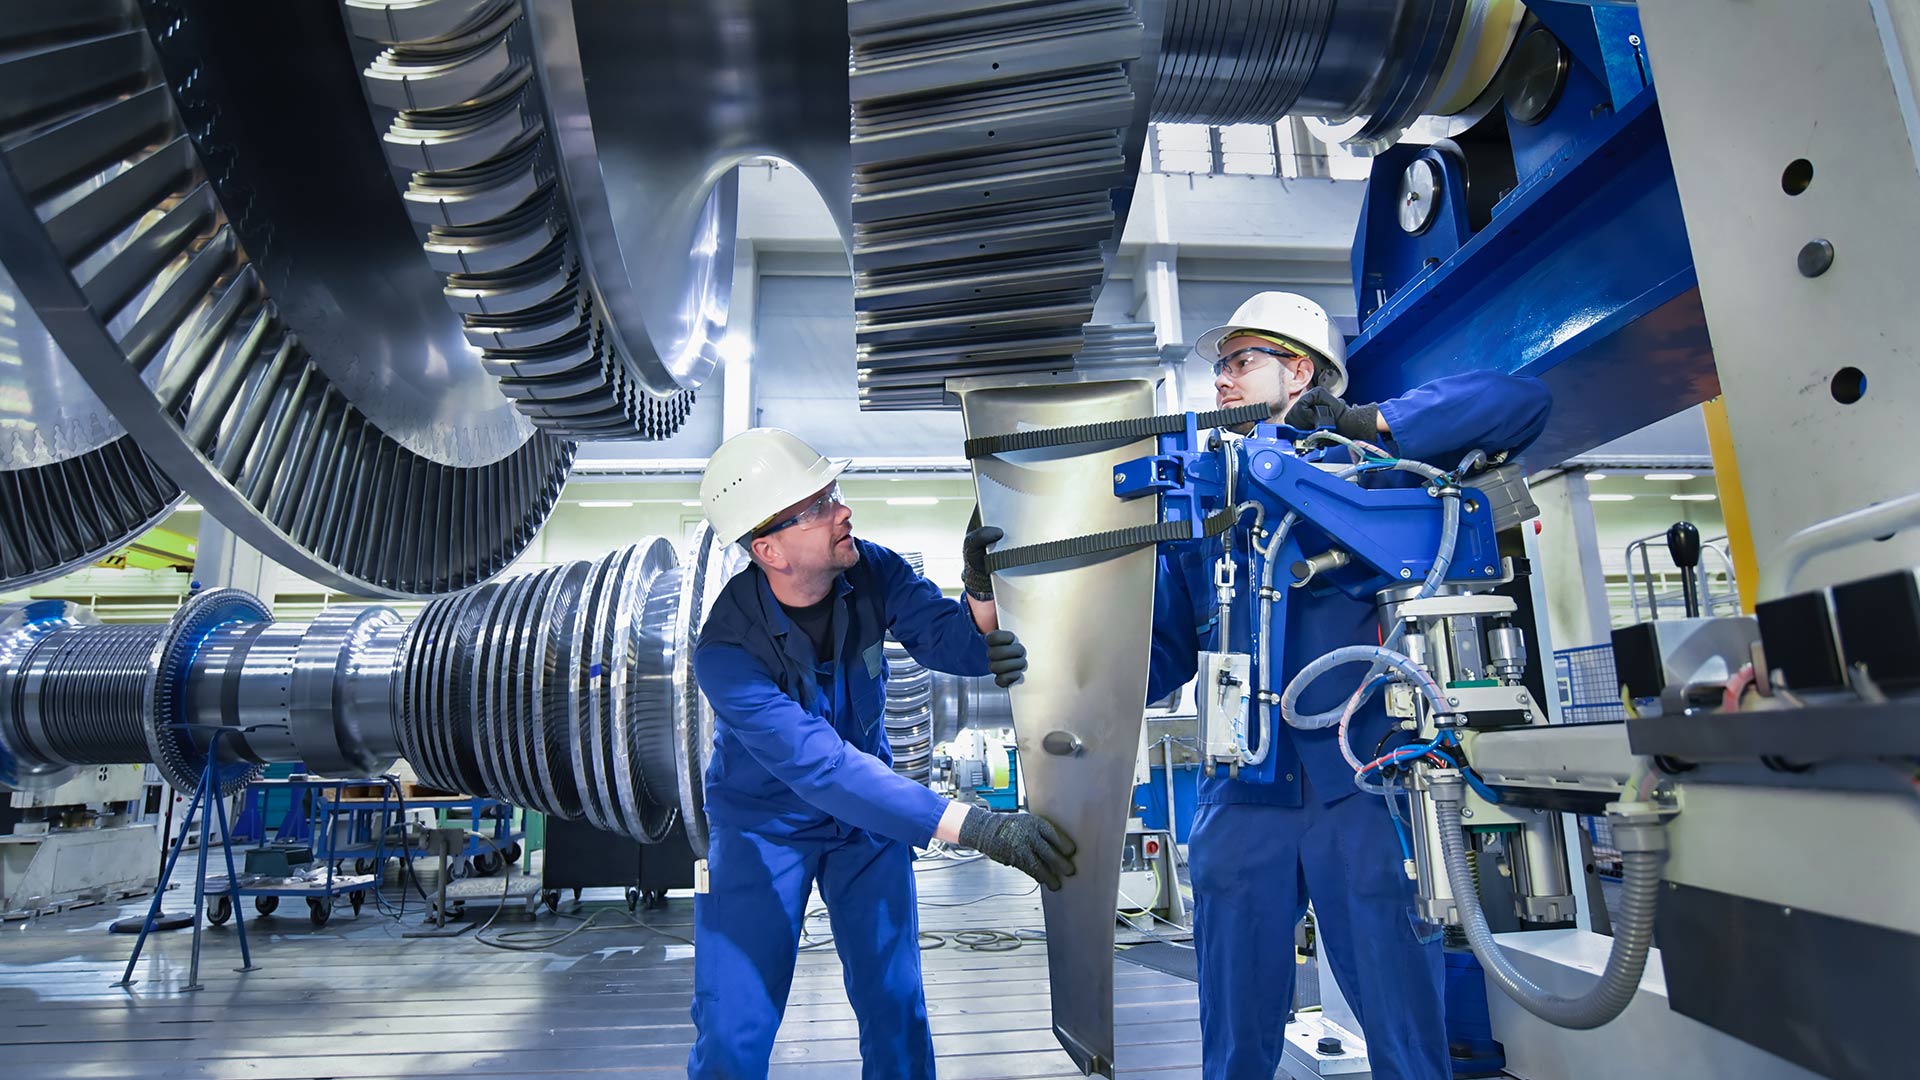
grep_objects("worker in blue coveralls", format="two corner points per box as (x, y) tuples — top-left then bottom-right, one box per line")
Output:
(690, 427), (1078, 1079)
(1149, 292), (1552, 1080)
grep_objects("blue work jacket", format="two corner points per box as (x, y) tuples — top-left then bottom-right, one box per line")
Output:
(692, 538), (990, 847)
(1148, 372), (1553, 809)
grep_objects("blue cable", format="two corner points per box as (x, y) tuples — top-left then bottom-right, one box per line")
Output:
(1388, 795), (1413, 861)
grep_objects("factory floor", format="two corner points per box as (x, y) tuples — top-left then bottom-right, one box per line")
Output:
(0, 853), (1204, 1079)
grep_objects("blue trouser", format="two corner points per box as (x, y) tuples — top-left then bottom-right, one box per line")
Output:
(1188, 787), (1448, 1080)
(689, 823), (935, 1079)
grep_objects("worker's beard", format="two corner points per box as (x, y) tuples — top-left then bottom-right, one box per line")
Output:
(828, 531), (861, 572)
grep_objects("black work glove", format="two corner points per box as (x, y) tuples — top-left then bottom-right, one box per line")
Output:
(1284, 387), (1380, 446)
(959, 807), (1077, 891)
(962, 508), (1000, 601)
(985, 628), (1026, 688)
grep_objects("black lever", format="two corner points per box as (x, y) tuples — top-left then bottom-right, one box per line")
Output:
(1665, 521), (1702, 618)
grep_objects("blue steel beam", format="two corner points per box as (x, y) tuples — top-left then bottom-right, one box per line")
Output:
(1345, 90), (1714, 470)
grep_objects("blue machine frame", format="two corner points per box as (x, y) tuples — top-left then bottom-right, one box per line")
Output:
(1117, 419), (1504, 785)
(1344, 1), (1714, 466)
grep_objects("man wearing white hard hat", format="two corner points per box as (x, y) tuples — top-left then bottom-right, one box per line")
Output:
(688, 427), (1076, 1079)
(1148, 292), (1553, 1080)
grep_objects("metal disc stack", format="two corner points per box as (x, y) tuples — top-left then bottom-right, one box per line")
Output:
(882, 553), (937, 784)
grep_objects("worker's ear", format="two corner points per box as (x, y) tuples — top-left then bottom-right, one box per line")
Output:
(749, 534), (787, 571)
(1281, 353), (1317, 396)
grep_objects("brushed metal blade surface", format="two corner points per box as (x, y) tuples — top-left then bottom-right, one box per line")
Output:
(956, 373), (1161, 1078)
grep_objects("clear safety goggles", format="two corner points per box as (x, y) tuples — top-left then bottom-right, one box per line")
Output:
(756, 482), (845, 537)
(1211, 344), (1302, 379)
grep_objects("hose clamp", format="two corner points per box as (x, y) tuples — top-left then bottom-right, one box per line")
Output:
(1604, 801), (1670, 853)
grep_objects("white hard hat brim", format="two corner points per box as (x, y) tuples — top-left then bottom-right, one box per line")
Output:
(745, 455), (851, 538)
(1190, 325), (1348, 397)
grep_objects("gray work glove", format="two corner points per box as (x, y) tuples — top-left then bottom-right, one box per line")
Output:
(985, 629), (1026, 688)
(962, 508), (1000, 601)
(1284, 387), (1379, 445)
(959, 807), (1077, 891)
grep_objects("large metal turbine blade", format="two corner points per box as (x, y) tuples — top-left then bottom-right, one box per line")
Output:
(958, 374), (1164, 1077)
(0, 1), (573, 596)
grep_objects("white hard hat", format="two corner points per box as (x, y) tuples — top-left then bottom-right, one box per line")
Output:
(1192, 291), (1349, 396)
(700, 428), (850, 544)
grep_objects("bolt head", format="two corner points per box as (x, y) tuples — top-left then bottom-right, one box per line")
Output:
(1113, 473), (1124, 484)
(1400, 568), (1414, 579)
(1462, 808), (1475, 819)
(1628, 34), (1642, 45)
(1797, 238), (1835, 277)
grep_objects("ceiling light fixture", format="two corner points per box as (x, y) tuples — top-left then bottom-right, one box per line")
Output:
(1642, 472), (1697, 481)
(1670, 493), (1718, 502)
(885, 497), (941, 507)
(578, 500), (635, 509)
(1588, 493), (1635, 502)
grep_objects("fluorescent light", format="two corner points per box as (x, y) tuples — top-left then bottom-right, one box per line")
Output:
(1588, 493), (1635, 502)
(1586, 471), (1607, 480)
(577, 500), (635, 509)
(886, 497), (941, 507)
(1642, 472), (1696, 481)
(1670, 493), (1718, 502)
(177, 502), (204, 513)
(681, 500), (702, 507)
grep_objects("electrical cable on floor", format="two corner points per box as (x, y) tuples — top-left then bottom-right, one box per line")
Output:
(476, 905), (695, 951)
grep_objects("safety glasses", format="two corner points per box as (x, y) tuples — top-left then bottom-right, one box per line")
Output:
(755, 482), (844, 537)
(1211, 344), (1300, 379)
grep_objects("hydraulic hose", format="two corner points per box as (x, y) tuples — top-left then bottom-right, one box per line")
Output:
(1432, 774), (1667, 1029)
(1243, 511), (1296, 765)
(1283, 486), (1459, 730)
(1282, 644), (1450, 729)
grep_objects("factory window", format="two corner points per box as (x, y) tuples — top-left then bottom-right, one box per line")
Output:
(1148, 119), (1370, 180)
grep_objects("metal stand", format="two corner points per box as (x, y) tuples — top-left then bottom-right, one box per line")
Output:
(402, 827), (474, 938)
(115, 727), (261, 990)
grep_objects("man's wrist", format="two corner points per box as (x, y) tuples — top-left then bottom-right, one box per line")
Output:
(934, 801), (973, 845)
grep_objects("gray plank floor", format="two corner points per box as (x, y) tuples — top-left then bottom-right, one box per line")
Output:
(0, 853), (1202, 1079)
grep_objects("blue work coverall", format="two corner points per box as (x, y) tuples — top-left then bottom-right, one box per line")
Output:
(689, 538), (991, 1079)
(1148, 373), (1552, 1080)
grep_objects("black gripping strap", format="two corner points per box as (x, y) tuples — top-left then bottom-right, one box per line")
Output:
(963, 402), (1272, 460)
(986, 506), (1240, 573)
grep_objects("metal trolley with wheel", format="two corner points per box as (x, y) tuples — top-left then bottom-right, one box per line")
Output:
(215, 777), (391, 927)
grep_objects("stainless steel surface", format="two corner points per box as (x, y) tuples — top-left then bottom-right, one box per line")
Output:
(848, 2), (1154, 410)
(0, 252), (185, 590)
(0, 853), (1203, 1078)
(669, 520), (749, 859)
(1509, 809), (1575, 923)
(1151, 0), (1494, 148)
(960, 373), (1163, 1076)
(0, 2), (573, 597)
(0, 536), (746, 845)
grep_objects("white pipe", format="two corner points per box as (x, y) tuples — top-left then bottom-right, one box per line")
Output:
(1763, 490), (1920, 600)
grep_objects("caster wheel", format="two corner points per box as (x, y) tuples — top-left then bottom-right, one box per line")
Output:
(571, 887), (582, 902)
(254, 896), (279, 917)
(541, 890), (561, 913)
(626, 888), (640, 913)
(645, 890), (667, 911)
(474, 851), (504, 877)
(350, 892), (364, 916)
(354, 858), (375, 876)
(308, 898), (331, 928)
(207, 896), (233, 926)
(505, 842), (523, 864)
